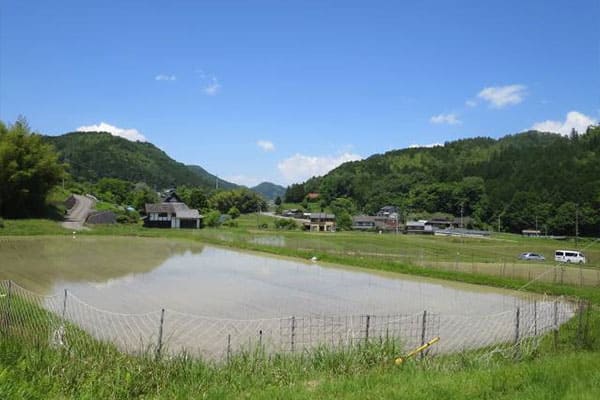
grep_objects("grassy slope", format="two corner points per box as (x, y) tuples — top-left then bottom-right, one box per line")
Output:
(1, 302), (598, 399)
(3, 347), (599, 399)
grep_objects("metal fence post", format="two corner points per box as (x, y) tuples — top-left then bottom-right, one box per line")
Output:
(533, 300), (537, 336)
(420, 310), (427, 360)
(156, 308), (165, 359)
(3, 281), (12, 331)
(291, 316), (296, 353)
(365, 315), (370, 342)
(61, 289), (68, 319)
(553, 300), (559, 350)
(560, 267), (564, 285)
(583, 301), (591, 346)
(227, 334), (231, 364)
(577, 300), (584, 346)
(514, 307), (520, 344)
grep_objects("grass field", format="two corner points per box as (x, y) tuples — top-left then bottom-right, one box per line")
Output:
(1, 290), (599, 399)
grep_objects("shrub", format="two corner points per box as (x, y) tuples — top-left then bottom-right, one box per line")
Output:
(115, 209), (139, 224)
(223, 219), (238, 227)
(274, 218), (298, 230)
(228, 206), (241, 219)
(204, 210), (221, 227)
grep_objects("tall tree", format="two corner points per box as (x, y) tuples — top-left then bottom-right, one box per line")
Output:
(0, 119), (66, 218)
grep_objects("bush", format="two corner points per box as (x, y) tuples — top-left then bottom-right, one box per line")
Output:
(228, 206), (241, 219)
(115, 209), (139, 224)
(274, 218), (298, 230)
(223, 219), (238, 228)
(204, 210), (221, 227)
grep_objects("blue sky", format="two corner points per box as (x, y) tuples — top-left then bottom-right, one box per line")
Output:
(1, 0), (599, 187)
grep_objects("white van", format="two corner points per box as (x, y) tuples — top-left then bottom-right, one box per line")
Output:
(554, 250), (586, 264)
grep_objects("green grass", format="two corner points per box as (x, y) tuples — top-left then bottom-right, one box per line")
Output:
(0, 219), (70, 235)
(1, 294), (599, 399)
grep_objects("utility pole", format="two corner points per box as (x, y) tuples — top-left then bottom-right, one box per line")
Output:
(460, 204), (464, 228)
(575, 205), (579, 247)
(256, 204), (260, 228)
(63, 157), (68, 190)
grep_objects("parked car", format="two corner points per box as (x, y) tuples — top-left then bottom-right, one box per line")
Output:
(518, 252), (545, 261)
(554, 250), (586, 264)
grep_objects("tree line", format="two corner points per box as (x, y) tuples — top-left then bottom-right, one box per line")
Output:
(285, 127), (600, 236)
(0, 119), (266, 221)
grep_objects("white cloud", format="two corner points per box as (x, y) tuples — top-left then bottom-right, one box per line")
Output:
(203, 77), (221, 96)
(76, 122), (147, 142)
(477, 84), (526, 108)
(409, 143), (443, 149)
(531, 111), (597, 136)
(465, 99), (477, 107)
(257, 140), (275, 152)
(430, 113), (461, 125)
(155, 74), (176, 81)
(277, 152), (362, 184)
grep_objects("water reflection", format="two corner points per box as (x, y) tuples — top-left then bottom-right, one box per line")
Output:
(0, 236), (204, 293)
(27, 244), (533, 318)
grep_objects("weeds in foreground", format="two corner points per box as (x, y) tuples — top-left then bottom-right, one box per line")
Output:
(1, 294), (599, 399)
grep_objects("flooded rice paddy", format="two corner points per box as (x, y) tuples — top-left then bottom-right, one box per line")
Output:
(0, 236), (574, 357)
(1, 236), (539, 317)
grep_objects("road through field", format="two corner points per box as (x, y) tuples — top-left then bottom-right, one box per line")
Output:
(62, 194), (95, 230)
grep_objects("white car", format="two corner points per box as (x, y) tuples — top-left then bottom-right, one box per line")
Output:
(554, 250), (586, 264)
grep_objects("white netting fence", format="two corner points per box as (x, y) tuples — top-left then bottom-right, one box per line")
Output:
(0, 280), (578, 362)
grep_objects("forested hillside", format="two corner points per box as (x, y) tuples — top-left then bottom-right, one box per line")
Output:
(286, 127), (600, 235)
(44, 132), (237, 190)
(251, 182), (286, 200)
(185, 165), (238, 190)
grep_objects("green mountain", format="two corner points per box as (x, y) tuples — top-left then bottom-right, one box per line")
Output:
(44, 131), (237, 190)
(286, 127), (600, 235)
(251, 182), (286, 200)
(186, 165), (238, 190)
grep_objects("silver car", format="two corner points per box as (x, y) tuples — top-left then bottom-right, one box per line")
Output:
(518, 252), (545, 261)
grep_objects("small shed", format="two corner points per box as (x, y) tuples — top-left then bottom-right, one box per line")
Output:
(405, 220), (433, 234)
(522, 229), (541, 237)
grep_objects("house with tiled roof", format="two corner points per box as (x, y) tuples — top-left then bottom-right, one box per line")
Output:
(144, 192), (202, 229)
(305, 212), (336, 232)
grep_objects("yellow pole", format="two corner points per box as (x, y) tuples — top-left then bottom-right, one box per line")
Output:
(395, 336), (440, 365)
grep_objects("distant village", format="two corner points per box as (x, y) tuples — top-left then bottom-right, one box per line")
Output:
(131, 189), (495, 238)
(279, 204), (490, 238)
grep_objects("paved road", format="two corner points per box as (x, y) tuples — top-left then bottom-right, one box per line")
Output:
(62, 194), (95, 230)
(260, 211), (310, 224)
